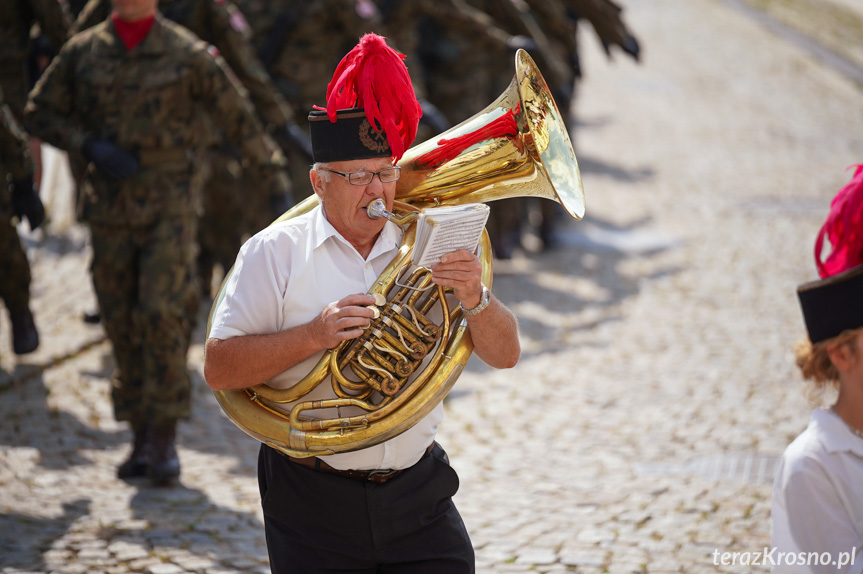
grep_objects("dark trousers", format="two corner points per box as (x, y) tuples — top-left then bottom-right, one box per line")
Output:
(258, 443), (475, 574)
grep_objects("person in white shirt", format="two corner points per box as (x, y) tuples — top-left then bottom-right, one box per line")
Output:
(772, 166), (863, 574)
(203, 33), (520, 574)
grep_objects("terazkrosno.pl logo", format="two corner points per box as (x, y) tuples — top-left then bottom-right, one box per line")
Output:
(712, 547), (857, 569)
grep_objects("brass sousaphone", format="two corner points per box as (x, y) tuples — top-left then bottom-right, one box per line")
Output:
(207, 50), (585, 457)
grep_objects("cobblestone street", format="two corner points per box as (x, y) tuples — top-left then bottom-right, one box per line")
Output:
(2, 0), (863, 572)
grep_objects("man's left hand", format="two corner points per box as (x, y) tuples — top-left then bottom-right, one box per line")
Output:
(430, 249), (483, 310)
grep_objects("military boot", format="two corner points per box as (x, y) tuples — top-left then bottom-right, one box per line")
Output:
(117, 423), (150, 479)
(149, 423), (180, 487)
(10, 308), (39, 355)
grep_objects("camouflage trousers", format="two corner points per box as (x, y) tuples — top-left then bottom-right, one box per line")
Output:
(0, 199), (31, 314)
(89, 215), (198, 426)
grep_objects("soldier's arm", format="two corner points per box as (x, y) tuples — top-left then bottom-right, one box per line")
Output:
(566, 0), (640, 60)
(0, 113), (33, 183)
(70, 0), (110, 35)
(204, 0), (296, 128)
(32, 0), (73, 50)
(193, 46), (291, 207)
(444, 0), (518, 49)
(528, 0), (578, 57)
(22, 41), (90, 154)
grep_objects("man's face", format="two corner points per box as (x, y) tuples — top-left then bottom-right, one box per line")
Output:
(311, 157), (397, 244)
(111, 0), (158, 21)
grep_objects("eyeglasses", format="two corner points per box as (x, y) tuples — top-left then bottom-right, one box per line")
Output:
(320, 166), (401, 186)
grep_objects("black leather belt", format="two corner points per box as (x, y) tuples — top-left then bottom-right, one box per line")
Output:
(285, 443), (435, 484)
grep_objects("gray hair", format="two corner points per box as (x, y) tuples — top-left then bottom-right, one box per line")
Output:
(311, 162), (332, 182)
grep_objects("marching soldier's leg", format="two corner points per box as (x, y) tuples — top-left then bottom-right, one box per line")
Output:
(0, 106), (40, 355)
(486, 197), (524, 260)
(88, 222), (148, 477)
(0, 202), (38, 355)
(138, 215), (198, 487)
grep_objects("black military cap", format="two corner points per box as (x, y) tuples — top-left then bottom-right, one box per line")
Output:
(308, 108), (390, 163)
(309, 33), (421, 164)
(798, 264), (863, 344)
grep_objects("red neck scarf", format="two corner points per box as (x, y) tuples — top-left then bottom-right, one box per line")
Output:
(111, 12), (155, 51)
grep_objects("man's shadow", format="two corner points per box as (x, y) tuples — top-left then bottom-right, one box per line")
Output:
(0, 499), (90, 571)
(112, 483), (269, 571)
(0, 369), (128, 469)
(477, 210), (683, 365)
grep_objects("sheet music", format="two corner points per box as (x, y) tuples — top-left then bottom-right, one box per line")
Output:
(413, 204), (490, 267)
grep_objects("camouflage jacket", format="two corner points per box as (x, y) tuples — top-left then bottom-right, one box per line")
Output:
(74, 0), (294, 128)
(24, 14), (288, 226)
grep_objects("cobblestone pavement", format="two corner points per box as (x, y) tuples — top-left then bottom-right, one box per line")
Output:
(3, 0), (863, 572)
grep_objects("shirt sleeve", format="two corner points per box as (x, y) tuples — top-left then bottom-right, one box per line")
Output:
(777, 456), (863, 574)
(208, 230), (290, 341)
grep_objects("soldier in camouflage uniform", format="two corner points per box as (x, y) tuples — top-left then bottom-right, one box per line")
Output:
(24, 0), (291, 486)
(234, 0), (383, 201)
(529, 0), (640, 249)
(406, 0), (639, 255)
(0, 0), (70, 354)
(381, 0), (515, 126)
(381, 0), (533, 259)
(74, 0), (304, 298)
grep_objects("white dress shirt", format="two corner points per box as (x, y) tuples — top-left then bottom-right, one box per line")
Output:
(771, 407), (863, 573)
(209, 205), (443, 471)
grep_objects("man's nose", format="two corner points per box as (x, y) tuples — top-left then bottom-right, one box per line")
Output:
(366, 173), (385, 190)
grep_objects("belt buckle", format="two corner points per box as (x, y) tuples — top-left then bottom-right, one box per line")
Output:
(366, 468), (400, 483)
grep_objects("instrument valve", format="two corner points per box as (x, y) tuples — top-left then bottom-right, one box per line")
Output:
(382, 378), (401, 396)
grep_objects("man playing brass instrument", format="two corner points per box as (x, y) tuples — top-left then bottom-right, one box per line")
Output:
(203, 34), (520, 573)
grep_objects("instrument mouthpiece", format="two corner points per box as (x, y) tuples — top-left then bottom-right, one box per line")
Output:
(367, 199), (391, 220)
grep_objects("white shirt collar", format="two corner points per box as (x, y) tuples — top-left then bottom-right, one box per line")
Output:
(812, 407), (863, 456)
(312, 204), (402, 260)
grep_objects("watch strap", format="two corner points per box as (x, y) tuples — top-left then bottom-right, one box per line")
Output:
(460, 284), (490, 316)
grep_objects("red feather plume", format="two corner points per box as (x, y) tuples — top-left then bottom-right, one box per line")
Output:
(324, 33), (422, 162)
(814, 164), (863, 278)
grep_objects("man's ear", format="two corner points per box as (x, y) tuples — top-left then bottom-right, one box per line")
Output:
(310, 169), (324, 198)
(827, 341), (855, 372)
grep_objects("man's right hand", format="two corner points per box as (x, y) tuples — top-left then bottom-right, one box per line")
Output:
(82, 138), (139, 179)
(311, 293), (378, 350)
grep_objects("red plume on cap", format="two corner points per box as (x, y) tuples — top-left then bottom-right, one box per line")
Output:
(814, 164), (863, 278)
(324, 33), (422, 162)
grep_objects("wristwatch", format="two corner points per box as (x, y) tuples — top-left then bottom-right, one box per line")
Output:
(460, 284), (491, 316)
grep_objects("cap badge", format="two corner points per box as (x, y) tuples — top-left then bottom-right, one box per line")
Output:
(359, 119), (389, 154)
